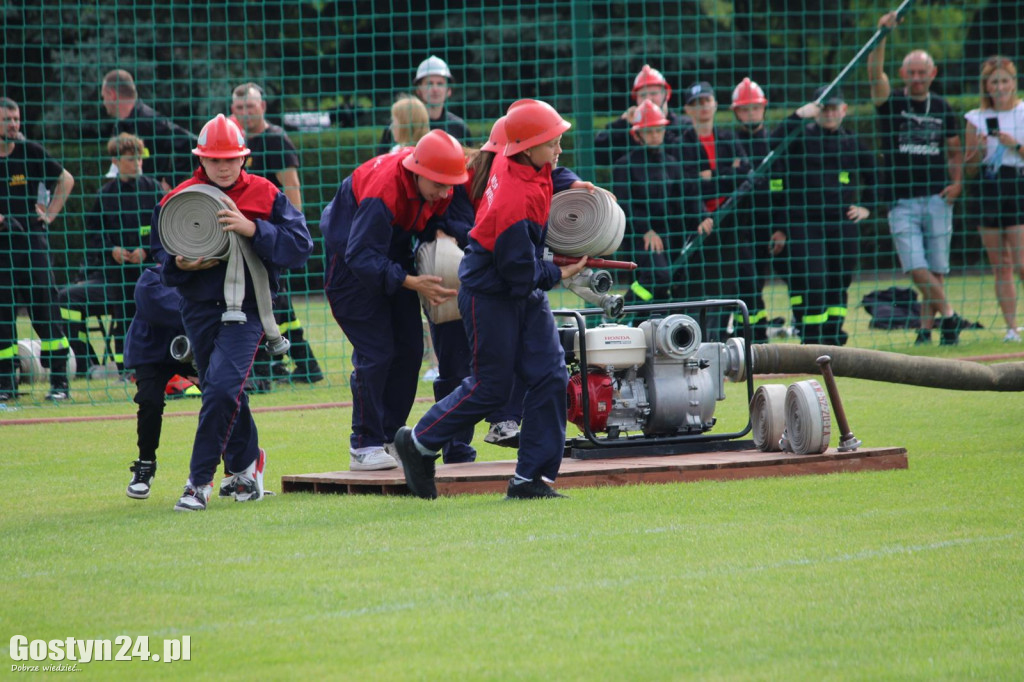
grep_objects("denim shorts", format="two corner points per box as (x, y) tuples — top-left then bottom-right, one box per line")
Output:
(888, 195), (953, 274)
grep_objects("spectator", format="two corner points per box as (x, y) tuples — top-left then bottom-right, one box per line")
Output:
(58, 133), (163, 377)
(387, 94), (430, 153)
(101, 69), (196, 190)
(319, 130), (466, 472)
(676, 81), (748, 340)
(594, 64), (690, 167)
(868, 12), (966, 345)
(377, 55), (471, 154)
(230, 82), (323, 385)
(612, 100), (704, 307)
(783, 88), (877, 346)
(122, 265), (197, 500)
(151, 114), (313, 511)
(0, 96), (75, 401)
(730, 77), (789, 343)
(393, 100), (590, 500)
(963, 56), (1024, 343)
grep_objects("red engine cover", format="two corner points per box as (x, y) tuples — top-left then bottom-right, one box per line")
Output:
(566, 371), (614, 432)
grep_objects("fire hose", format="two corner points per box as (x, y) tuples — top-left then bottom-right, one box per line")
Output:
(159, 184), (290, 355)
(747, 343), (1024, 392)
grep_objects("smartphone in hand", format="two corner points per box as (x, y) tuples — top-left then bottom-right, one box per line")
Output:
(985, 117), (1000, 135)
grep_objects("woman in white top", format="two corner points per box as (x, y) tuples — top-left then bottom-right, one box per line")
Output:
(964, 55), (1024, 343)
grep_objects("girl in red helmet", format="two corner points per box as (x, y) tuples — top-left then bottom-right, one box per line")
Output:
(394, 99), (590, 500)
(150, 114), (313, 511)
(319, 129), (468, 472)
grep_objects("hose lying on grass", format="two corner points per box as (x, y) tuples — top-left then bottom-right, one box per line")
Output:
(749, 344), (1024, 392)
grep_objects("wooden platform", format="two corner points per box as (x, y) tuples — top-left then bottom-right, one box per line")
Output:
(281, 446), (908, 497)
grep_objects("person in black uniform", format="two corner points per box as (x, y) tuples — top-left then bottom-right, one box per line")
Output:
(676, 81), (749, 340)
(0, 96), (75, 401)
(101, 69), (196, 191)
(230, 82), (323, 385)
(594, 64), (691, 167)
(58, 133), (163, 376)
(730, 78), (790, 343)
(784, 88), (878, 346)
(377, 55), (471, 154)
(122, 265), (196, 500)
(612, 100), (708, 306)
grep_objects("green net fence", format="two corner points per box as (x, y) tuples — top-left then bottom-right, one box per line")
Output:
(3, 0), (1023, 405)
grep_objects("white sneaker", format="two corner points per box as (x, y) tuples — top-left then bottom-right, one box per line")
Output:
(350, 446), (399, 471)
(1004, 329), (1022, 343)
(174, 480), (213, 512)
(232, 448), (266, 502)
(484, 420), (520, 447)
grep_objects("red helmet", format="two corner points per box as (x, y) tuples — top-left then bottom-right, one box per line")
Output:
(730, 77), (768, 109)
(193, 114), (250, 158)
(632, 64), (672, 103)
(630, 100), (670, 132)
(401, 129), (469, 185)
(503, 99), (571, 157)
(480, 116), (508, 154)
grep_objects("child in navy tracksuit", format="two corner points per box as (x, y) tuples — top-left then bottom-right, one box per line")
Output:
(394, 99), (590, 500)
(429, 117), (599, 461)
(151, 114), (312, 512)
(123, 265), (196, 499)
(319, 130), (468, 472)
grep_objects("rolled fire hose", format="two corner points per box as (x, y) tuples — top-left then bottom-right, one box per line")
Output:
(159, 185), (290, 356)
(749, 384), (787, 452)
(16, 339), (77, 384)
(415, 237), (463, 324)
(547, 188), (625, 257)
(780, 379), (832, 455)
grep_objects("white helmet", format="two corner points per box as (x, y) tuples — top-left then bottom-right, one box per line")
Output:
(415, 55), (453, 83)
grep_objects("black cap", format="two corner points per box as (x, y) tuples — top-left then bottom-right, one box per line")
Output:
(685, 81), (716, 104)
(813, 86), (845, 105)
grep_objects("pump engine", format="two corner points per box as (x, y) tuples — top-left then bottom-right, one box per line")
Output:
(562, 314), (746, 438)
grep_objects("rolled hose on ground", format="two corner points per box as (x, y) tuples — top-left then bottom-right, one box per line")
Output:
(159, 184), (290, 355)
(748, 343), (1024, 392)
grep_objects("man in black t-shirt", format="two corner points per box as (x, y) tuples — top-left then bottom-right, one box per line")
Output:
(230, 83), (322, 385)
(868, 12), (965, 345)
(102, 70), (197, 191)
(0, 97), (75, 400)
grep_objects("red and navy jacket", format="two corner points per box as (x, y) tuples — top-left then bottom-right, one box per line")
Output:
(320, 148), (454, 300)
(150, 167), (312, 304)
(440, 164), (583, 250)
(458, 155), (562, 298)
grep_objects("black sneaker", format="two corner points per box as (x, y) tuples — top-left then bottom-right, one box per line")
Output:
(127, 459), (157, 499)
(939, 314), (964, 346)
(293, 360), (324, 384)
(506, 477), (567, 499)
(914, 329), (932, 346)
(394, 427), (437, 499)
(45, 383), (70, 402)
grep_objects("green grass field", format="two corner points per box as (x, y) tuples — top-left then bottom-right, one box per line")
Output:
(3, 330), (1022, 679)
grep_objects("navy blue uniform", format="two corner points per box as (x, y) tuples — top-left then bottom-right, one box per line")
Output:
(110, 100), (196, 188)
(594, 111), (690, 167)
(151, 167), (312, 485)
(413, 153), (567, 483)
(320, 149), (454, 452)
(784, 116), (877, 345)
(59, 174), (163, 370)
(0, 140), (71, 394)
(124, 266), (193, 461)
